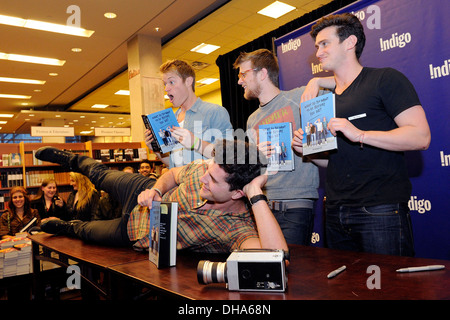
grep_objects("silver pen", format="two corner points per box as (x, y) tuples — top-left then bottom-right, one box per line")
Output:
(327, 265), (346, 279)
(396, 265), (445, 273)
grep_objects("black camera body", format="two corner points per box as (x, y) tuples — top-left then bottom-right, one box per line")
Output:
(197, 249), (287, 292)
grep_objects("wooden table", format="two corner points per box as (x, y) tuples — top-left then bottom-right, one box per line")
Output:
(109, 245), (450, 300)
(29, 233), (450, 300)
(29, 233), (147, 299)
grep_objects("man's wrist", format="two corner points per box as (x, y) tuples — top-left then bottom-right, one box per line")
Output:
(248, 194), (268, 206)
(152, 187), (163, 197)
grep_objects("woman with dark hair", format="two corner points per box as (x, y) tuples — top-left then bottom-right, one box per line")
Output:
(31, 179), (67, 222)
(0, 186), (41, 238)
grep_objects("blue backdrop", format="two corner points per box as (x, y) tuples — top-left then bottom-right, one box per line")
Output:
(274, 0), (450, 260)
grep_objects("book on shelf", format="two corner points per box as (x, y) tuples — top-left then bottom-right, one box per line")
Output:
(258, 122), (295, 171)
(0, 169), (24, 188)
(142, 109), (181, 154)
(1, 153), (22, 166)
(149, 201), (178, 269)
(300, 92), (337, 156)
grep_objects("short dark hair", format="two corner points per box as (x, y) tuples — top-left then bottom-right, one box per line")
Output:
(310, 13), (366, 60)
(212, 139), (267, 191)
(233, 49), (279, 87)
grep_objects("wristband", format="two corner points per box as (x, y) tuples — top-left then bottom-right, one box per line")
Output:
(191, 136), (199, 150)
(249, 194), (268, 206)
(359, 131), (365, 149)
(152, 188), (162, 197)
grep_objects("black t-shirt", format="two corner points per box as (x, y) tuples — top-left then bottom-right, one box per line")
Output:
(326, 67), (421, 207)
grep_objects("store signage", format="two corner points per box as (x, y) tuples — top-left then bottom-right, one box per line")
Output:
(31, 126), (74, 137)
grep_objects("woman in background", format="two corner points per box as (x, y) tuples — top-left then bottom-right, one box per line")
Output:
(0, 186), (41, 238)
(31, 179), (67, 222)
(66, 172), (100, 221)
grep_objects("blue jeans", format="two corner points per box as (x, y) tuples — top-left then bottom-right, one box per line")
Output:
(325, 203), (415, 256)
(70, 155), (156, 246)
(273, 206), (314, 245)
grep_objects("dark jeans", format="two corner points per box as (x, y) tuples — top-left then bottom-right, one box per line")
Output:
(325, 203), (415, 256)
(70, 155), (156, 246)
(273, 206), (314, 246)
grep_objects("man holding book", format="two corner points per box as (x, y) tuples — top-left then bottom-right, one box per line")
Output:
(292, 13), (431, 256)
(145, 59), (233, 168)
(35, 140), (288, 253)
(233, 49), (334, 245)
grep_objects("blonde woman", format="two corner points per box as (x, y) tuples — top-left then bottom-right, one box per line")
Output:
(66, 172), (100, 221)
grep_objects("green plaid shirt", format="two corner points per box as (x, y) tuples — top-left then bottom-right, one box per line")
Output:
(127, 160), (258, 253)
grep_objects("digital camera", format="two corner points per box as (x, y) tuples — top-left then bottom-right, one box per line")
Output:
(197, 249), (287, 292)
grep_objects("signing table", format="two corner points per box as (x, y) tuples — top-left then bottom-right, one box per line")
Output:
(29, 233), (450, 300)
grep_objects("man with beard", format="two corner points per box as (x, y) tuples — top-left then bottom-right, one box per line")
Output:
(233, 49), (334, 245)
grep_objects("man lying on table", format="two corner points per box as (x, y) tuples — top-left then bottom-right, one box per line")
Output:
(35, 139), (288, 253)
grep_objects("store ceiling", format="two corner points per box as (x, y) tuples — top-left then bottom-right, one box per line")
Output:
(0, 0), (331, 136)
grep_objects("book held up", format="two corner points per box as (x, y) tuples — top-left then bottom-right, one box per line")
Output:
(142, 109), (181, 154)
(259, 122), (294, 171)
(300, 92), (337, 156)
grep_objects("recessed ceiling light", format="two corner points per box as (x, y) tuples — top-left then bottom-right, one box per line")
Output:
(91, 104), (108, 109)
(49, 73), (58, 76)
(0, 14), (94, 37)
(0, 93), (31, 99)
(115, 90), (130, 96)
(80, 130), (93, 134)
(0, 76), (45, 85)
(34, 89), (42, 92)
(257, 1), (296, 19)
(0, 121), (8, 124)
(190, 43), (220, 54)
(104, 12), (117, 19)
(155, 27), (160, 32)
(0, 52), (65, 66)
(71, 48), (82, 53)
(0, 114), (14, 118)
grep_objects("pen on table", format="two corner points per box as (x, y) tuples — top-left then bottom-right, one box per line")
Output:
(327, 265), (346, 279)
(396, 265), (445, 273)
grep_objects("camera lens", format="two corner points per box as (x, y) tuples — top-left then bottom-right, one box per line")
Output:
(197, 260), (227, 285)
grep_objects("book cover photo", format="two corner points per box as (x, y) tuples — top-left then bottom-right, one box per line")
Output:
(300, 92), (337, 156)
(149, 201), (178, 269)
(142, 109), (181, 154)
(258, 122), (294, 171)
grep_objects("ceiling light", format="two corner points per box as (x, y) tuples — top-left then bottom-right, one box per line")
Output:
(197, 78), (219, 85)
(80, 130), (93, 134)
(257, 1), (296, 19)
(49, 73), (58, 76)
(0, 121), (7, 124)
(115, 90), (130, 95)
(71, 48), (82, 53)
(0, 114), (14, 118)
(0, 76), (46, 85)
(104, 12), (117, 19)
(91, 104), (109, 109)
(0, 52), (65, 66)
(0, 14), (94, 37)
(0, 93), (31, 99)
(190, 43), (220, 54)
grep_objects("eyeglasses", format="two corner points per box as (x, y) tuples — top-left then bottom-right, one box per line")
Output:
(238, 68), (258, 80)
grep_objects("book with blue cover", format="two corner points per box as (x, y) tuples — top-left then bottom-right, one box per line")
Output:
(259, 122), (294, 171)
(142, 108), (181, 154)
(300, 92), (337, 156)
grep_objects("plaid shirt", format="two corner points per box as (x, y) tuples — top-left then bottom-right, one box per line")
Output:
(127, 160), (258, 253)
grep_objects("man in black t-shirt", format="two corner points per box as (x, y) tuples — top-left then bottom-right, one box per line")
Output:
(292, 13), (431, 256)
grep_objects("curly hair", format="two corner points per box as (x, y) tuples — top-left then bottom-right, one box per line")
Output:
(212, 139), (267, 191)
(310, 13), (366, 60)
(69, 172), (97, 211)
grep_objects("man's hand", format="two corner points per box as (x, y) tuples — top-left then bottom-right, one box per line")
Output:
(292, 128), (305, 155)
(243, 174), (268, 198)
(327, 117), (363, 143)
(144, 129), (157, 152)
(170, 126), (196, 149)
(137, 188), (162, 209)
